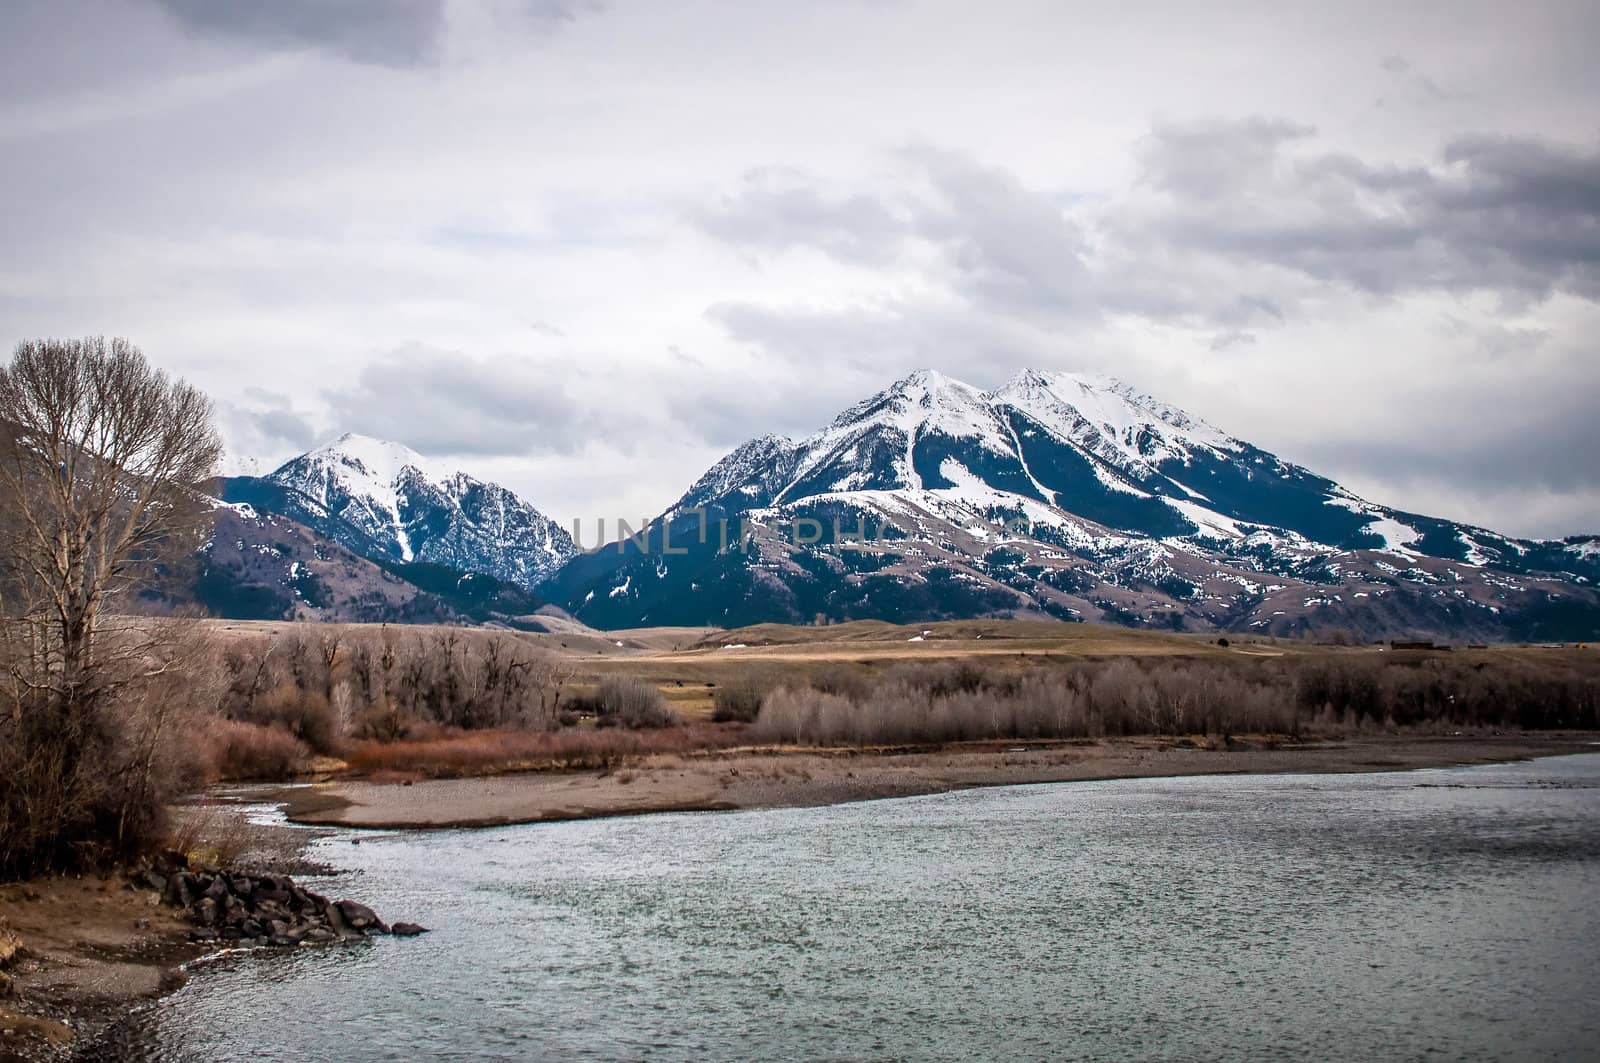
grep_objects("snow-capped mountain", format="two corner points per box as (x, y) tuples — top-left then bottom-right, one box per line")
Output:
(551, 369), (1600, 639)
(222, 433), (576, 591)
(189, 498), (548, 625)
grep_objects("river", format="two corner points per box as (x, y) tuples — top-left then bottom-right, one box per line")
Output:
(93, 753), (1600, 1061)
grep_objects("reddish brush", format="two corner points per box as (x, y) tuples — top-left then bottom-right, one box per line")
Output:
(343, 724), (744, 778)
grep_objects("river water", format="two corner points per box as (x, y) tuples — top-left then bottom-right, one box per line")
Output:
(95, 754), (1600, 1062)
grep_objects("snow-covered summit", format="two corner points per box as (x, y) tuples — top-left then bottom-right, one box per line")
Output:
(282, 433), (460, 502)
(988, 368), (1239, 476)
(671, 366), (1543, 570)
(682, 367), (1244, 511)
(244, 433), (576, 588)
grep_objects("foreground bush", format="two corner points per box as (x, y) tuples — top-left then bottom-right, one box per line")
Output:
(0, 625), (220, 878)
(239, 686), (344, 756)
(219, 627), (572, 744)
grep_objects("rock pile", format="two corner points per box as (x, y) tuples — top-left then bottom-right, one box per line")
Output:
(135, 858), (427, 948)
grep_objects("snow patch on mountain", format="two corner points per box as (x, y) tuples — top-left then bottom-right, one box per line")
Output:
(1567, 539), (1600, 560)
(1163, 498), (1247, 539)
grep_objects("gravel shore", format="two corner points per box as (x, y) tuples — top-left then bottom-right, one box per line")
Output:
(281, 733), (1600, 830)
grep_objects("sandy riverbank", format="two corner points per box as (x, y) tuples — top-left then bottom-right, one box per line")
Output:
(281, 733), (1600, 830)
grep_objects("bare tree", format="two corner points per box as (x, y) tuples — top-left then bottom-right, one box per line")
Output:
(0, 337), (220, 706)
(0, 337), (221, 875)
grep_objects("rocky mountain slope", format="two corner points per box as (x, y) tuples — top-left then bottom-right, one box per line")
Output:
(221, 433), (576, 591)
(193, 500), (547, 625)
(549, 369), (1600, 640)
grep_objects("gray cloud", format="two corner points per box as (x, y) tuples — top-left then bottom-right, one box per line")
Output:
(1296, 357), (1600, 537)
(661, 357), (881, 449)
(1377, 54), (1457, 106)
(706, 301), (907, 368)
(324, 347), (592, 456)
(689, 167), (908, 265)
(901, 145), (1095, 315)
(1127, 120), (1600, 306)
(1134, 117), (1316, 200)
(148, 0), (447, 66)
(145, 0), (589, 67)
(216, 388), (319, 468)
(695, 123), (1600, 340)
(1209, 330), (1257, 352)
(692, 149), (1096, 320)
(243, 408), (317, 451)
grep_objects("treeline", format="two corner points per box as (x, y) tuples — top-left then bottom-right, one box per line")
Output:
(213, 628), (678, 776)
(748, 654), (1600, 747)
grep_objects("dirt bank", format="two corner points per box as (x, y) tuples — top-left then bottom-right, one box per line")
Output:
(0, 796), (334, 1062)
(0, 876), (197, 1062)
(282, 733), (1600, 830)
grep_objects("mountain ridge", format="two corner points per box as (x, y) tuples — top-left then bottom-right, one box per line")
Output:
(549, 367), (1600, 639)
(222, 432), (577, 591)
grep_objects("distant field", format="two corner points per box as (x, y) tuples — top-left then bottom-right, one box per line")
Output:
(582, 620), (1306, 720)
(186, 615), (1598, 725)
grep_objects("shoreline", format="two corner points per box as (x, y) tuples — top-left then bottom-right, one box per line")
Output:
(277, 732), (1600, 831)
(0, 803), (337, 1062)
(0, 875), (201, 1061)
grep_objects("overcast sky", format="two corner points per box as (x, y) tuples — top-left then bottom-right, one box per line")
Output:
(2, 0), (1597, 538)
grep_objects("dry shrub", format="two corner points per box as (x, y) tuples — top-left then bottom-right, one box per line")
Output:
(749, 651), (1600, 749)
(355, 698), (410, 742)
(888, 660), (993, 697)
(241, 686), (344, 756)
(712, 677), (767, 723)
(343, 723), (739, 778)
(0, 621), (221, 878)
(208, 720), (310, 781)
(218, 625), (572, 743)
(755, 659), (1300, 747)
(809, 664), (873, 702)
(594, 676), (680, 729)
(751, 686), (859, 745)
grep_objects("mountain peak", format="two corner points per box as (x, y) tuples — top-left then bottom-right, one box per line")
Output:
(293, 432), (465, 494)
(894, 367), (957, 387)
(316, 432), (429, 473)
(886, 367), (984, 402)
(996, 367), (1121, 396)
(993, 368), (1235, 458)
(550, 365), (1599, 640)
(252, 433), (575, 582)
